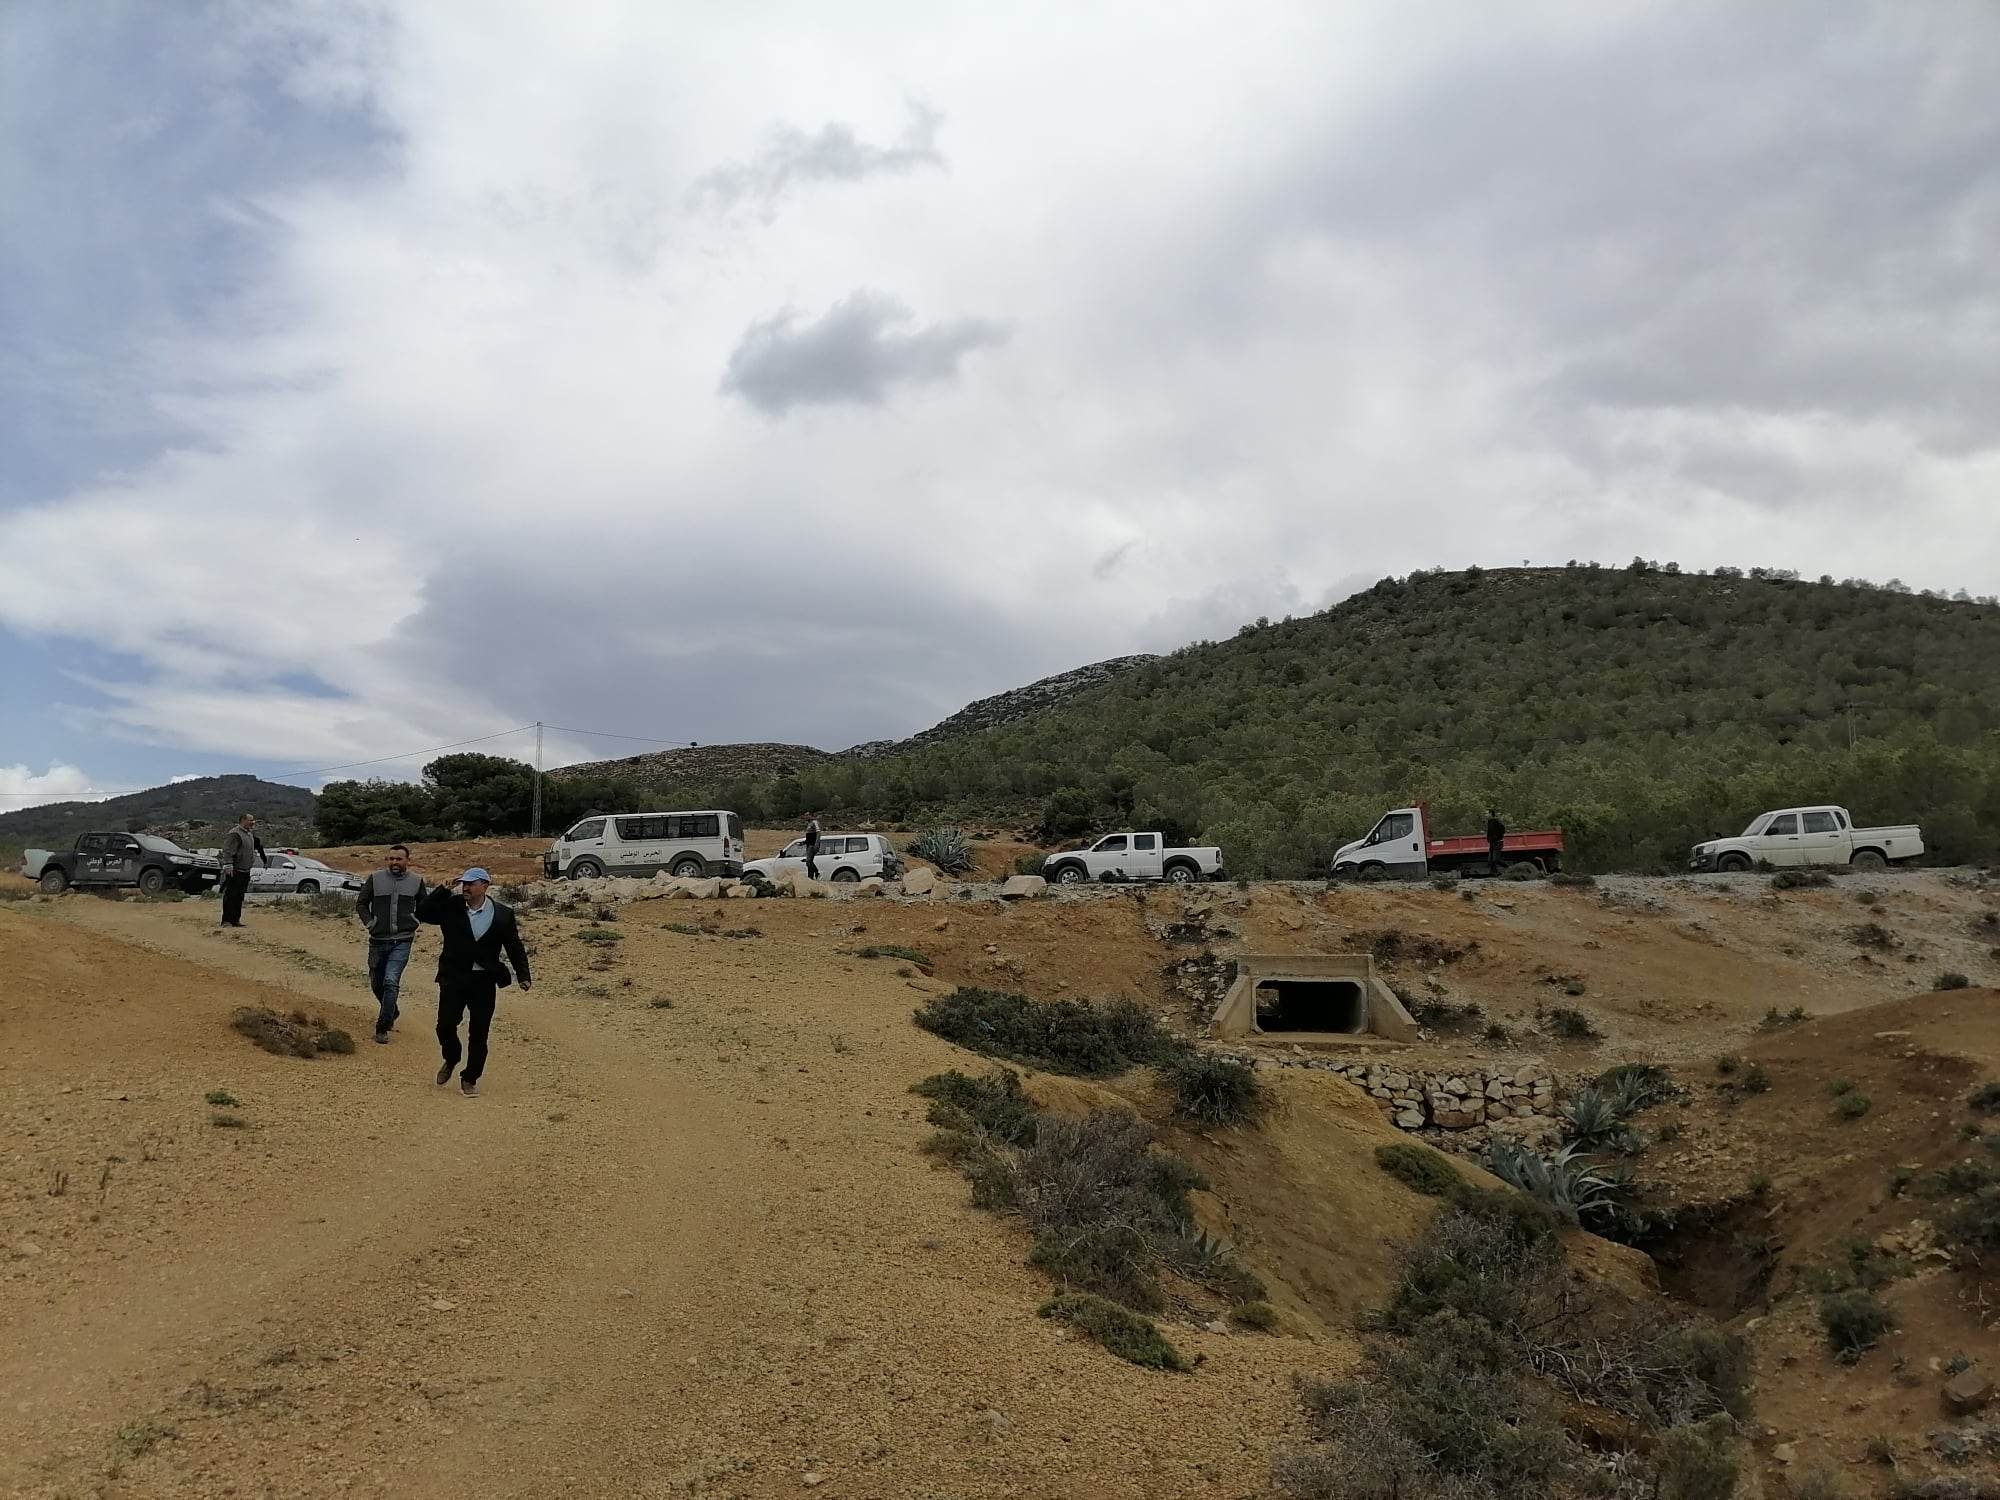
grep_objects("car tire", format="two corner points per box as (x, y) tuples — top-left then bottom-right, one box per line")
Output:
(38, 867), (69, 894)
(832, 867), (860, 883)
(1163, 860), (1198, 883)
(1717, 853), (1752, 873)
(1359, 862), (1388, 882)
(1849, 849), (1887, 871)
(296, 880), (320, 896)
(671, 857), (706, 879)
(137, 867), (167, 896)
(570, 859), (605, 881)
(1052, 862), (1088, 885)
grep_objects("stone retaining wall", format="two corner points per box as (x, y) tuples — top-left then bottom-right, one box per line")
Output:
(1224, 1050), (1560, 1133)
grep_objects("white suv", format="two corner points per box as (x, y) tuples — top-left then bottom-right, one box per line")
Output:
(743, 834), (903, 886)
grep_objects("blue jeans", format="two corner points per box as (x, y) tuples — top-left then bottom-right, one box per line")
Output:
(367, 937), (413, 1034)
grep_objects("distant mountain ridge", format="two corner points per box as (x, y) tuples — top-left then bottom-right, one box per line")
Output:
(839, 655), (1159, 759)
(0, 775), (317, 849)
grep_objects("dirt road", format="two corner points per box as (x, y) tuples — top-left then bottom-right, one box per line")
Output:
(0, 896), (1306, 1500)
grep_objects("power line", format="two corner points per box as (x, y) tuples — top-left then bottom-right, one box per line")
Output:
(541, 723), (692, 747)
(272, 725), (538, 779)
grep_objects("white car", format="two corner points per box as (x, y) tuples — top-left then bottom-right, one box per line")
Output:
(742, 833), (903, 886)
(1040, 832), (1224, 885)
(1690, 806), (1924, 872)
(251, 854), (363, 896)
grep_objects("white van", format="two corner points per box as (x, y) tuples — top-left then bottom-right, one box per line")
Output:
(742, 833), (903, 886)
(544, 810), (745, 880)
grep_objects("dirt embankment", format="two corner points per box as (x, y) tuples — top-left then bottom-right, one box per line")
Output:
(5, 869), (1998, 1497)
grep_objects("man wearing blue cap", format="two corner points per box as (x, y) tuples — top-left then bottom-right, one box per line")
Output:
(416, 867), (531, 1097)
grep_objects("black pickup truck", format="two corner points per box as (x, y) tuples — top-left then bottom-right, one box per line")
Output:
(23, 833), (222, 896)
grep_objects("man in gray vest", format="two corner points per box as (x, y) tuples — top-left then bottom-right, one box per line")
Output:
(217, 813), (267, 927)
(354, 844), (428, 1044)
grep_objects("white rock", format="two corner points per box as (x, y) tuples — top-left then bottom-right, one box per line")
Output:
(901, 867), (937, 896)
(1395, 1110), (1426, 1129)
(999, 874), (1048, 900)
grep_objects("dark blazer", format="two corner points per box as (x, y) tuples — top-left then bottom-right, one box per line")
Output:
(416, 885), (531, 987)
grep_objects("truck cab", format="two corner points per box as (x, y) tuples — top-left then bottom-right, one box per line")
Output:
(1331, 805), (1565, 879)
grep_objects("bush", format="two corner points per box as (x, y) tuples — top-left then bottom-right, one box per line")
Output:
(1651, 1415), (1743, 1500)
(204, 1089), (238, 1107)
(1038, 1292), (1188, 1371)
(1819, 1289), (1893, 1360)
(1771, 868), (1834, 890)
(1545, 1005), (1600, 1040)
(1833, 1092), (1872, 1122)
(908, 827), (974, 875)
(1549, 870), (1596, 887)
(1485, 1140), (1628, 1231)
(913, 987), (1171, 1075)
(912, 1068), (1037, 1147)
(1161, 1049), (1265, 1127)
(1561, 1087), (1638, 1152)
(1598, 1062), (1675, 1113)
(1386, 1196), (1560, 1333)
(1850, 921), (1899, 949)
(1938, 1186), (2000, 1261)
(1375, 1142), (1462, 1198)
(1971, 1081), (2000, 1114)
(574, 926), (622, 944)
(1232, 1299), (1277, 1331)
(1935, 971), (1973, 990)
(229, 1006), (354, 1059)
(1012, 853), (1047, 876)
(854, 944), (932, 968)
(1742, 1063), (1772, 1093)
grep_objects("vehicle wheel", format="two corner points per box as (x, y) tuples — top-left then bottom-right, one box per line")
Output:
(38, 867), (69, 894)
(832, 867), (860, 884)
(296, 880), (320, 896)
(1163, 860), (1198, 883)
(137, 867), (166, 896)
(570, 859), (605, 881)
(1052, 862), (1088, 885)
(1506, 861), (1542, 879)
(1359, 862), (1387, 882)
(1717, 853), (1751, 873)
(671, 857), (706, 879)
(1850, 849), (1887, 871)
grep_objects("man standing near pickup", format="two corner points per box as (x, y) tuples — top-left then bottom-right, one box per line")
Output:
(1486, 809), (1506, 876)
(803, 813), (822, 882)
(417, 868), (531, 1097)
(354, 844), (427, 1044)
(217, 813), (267, 927)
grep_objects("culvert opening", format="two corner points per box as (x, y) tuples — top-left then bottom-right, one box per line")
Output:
(1254, 979), (1367, 1034)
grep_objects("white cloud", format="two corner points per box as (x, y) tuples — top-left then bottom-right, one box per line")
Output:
(1, 0), (1996, 775)
(0, 763), (114, 811)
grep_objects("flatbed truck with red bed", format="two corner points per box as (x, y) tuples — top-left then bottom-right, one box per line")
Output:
(1329, 804), (1565, 880)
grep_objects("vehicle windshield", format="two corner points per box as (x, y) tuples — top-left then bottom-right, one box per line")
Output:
(135, 835), (188, 854)
(1740, 816), (1773, 837)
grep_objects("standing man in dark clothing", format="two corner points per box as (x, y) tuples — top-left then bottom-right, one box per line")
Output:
(803, 813), (822, 882)
(417, 867), (531, 1098)
(1486, 809), (1506, 876)
(355, 844), (427, 1044)
(217, 813), (267, 927)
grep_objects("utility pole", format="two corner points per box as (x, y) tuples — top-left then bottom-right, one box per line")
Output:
(531, 721), (544, 836)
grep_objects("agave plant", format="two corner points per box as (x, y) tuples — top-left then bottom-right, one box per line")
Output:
(1597, 1062), (1677, 1116)
(1487, 1140), (1625, 1228)
(1559, 1086), (1640, 1154)
(908, 827), (975, 875)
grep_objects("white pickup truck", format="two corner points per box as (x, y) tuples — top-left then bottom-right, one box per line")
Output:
(1690, 806), (1924, 872)
(1041, 832), (1224, 885)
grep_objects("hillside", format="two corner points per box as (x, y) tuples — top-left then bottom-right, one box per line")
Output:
(544, 741), (831, 799)
(0, 774), (316, 850)
(668, 565), (2000, 874)
(840, 655), (1159, 758)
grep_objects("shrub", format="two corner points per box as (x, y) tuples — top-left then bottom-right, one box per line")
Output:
(229, 1006), (354, 1059)
(1651, 1415), (1743, 1500)
(1012, 853), (1047, 876)
(1486, 1140), (1627, 1230)
(574, 926), (621, 944)
(912, 1069), (1037, 1147)
(1938, 1186), (2000, 1260)
(1850, 921), (1899, 949)
(1715, 1054), (1741, 1076)
(211, 1114), (249, 1129)
(913, 987), (1171, 1075)
(1598, 1062), (1675, 1113)
(1971, 1081), (2000, 1114)
(1935, 971), (1972, 990)
(855, 944), (932, 968)
(1161, 1049), (1265, 1127)
(1772, 869), (1834, 890)
(1429, 874), (1455, 891)
(1742, 1063), (1772, 1093)
(204, 1089), (238, 1107)
(1549, 870), (1595, 887)
(1038, 1292), (1188, 1371)
(1545, 1006), (1600, 1040)
(1560, 1088), (1637, 1153)
(1828, 1077), (1857, 1096)
(1232, 1299), (1277, 1331)
(1375, 1142), (1462, 1198)
(1483, 1021), (1512, 1043)
(1819, 1290), (1893, 1360)
(1833, 1092), (1872, 1122)
(1386, 1196), (1561, 1332)
(908, 827), (974, 875)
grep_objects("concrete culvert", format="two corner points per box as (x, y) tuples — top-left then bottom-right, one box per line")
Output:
(1254, 979), (1368, 1034)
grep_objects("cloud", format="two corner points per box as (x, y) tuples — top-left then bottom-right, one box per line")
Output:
(720, 291), (1008, 414)
(0, 1), (1995, 791)
(694, 103), (944, 214)
(0, 763), (112, 811)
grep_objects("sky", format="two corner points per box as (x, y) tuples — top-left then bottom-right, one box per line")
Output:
(2, 0), (1998, 810)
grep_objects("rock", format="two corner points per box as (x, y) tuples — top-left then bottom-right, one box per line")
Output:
(684, 878), (722, 899)
(855, 878), (885, 898)
(1944, 1370), (1994, 1415)
(1394, 1109), (1426, 1129)
(999, 874), (1048, 900)
(976, 1407), (1012, 1436)
(901, 867), (937, 896)
(429, 1299), (458, 1312)
(1874, 1030), (1911, 1041)
(1486, 1080), (1508, 1100)
(1385, 1072), (1410, 1090)
(723, 882), (757, 899)
(13, 1241), (43, 1259)
(1773, 1443), (1797, 1466)
(1444, 1077), (1470, 1097)
(802, 1474), (826, 1488)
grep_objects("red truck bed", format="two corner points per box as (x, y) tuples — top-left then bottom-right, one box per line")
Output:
(1428, 830), (1565, 858)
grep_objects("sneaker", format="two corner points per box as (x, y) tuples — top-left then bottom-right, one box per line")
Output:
(436, 1064), (454, 1086)
(460, 1078), (480, 1098)
(373, 1030), (389, 1045)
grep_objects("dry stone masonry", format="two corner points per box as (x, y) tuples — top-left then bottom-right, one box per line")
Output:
(1223, 1049), (1560, 1135)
